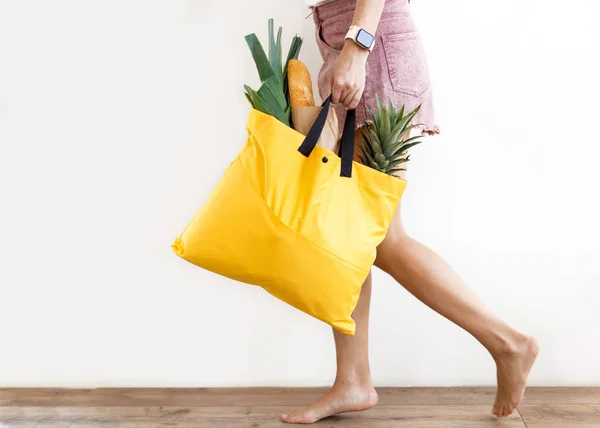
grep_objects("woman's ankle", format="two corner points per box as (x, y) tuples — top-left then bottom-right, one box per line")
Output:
(486, 327), (530, 361)
(333, 374), (374, 390)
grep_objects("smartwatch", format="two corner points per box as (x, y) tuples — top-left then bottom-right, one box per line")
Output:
(345, 26), (375, 52)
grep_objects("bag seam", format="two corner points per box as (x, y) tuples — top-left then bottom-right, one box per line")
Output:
(235, 154), (370, 275)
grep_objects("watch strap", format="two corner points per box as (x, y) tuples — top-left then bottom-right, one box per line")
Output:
(345, 25), (375, 52)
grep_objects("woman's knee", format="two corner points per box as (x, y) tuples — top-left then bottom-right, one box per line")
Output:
(385, 205), (409, 243)
(375, 229), (411, 269)
(374, 203), (410, 266)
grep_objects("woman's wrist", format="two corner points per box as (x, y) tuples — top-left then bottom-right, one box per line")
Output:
(342, 39), (370, 62)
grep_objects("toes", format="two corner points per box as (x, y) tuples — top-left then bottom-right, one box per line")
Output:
(492, 401), (501, 417)
(496, 404), (505, 418)
(281, 412), (304, 424)
(492, 400), (519, 418)
(282, 411), (318, 424)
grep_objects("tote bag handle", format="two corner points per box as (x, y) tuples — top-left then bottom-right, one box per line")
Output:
(297, 95), (356, 178)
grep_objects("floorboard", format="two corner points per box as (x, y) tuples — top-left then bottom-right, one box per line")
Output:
(518, 403), (600, 427)
(0, 405), (525, 427)
(0, 387), (597, 427)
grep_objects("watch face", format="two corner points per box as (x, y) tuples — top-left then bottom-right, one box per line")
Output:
(356, 29), (374, 49)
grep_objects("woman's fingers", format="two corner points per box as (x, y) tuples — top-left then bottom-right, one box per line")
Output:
(340, 85), (356, 107)
(348, 89), (363, 110)
(339, 86), (362, 110)
(333, 78), (360, 109)
(331, 79), (344, 104)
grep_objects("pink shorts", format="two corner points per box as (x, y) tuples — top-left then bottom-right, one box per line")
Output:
(313, 0), (439, 135)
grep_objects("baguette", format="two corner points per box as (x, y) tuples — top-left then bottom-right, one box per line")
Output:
(287, 59), (315, 108)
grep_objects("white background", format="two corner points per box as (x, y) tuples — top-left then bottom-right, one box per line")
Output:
(1, 0), (599, 387)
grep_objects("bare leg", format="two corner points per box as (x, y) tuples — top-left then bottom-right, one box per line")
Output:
(375, 204), (540, 417)
(281, 272), (378, 424)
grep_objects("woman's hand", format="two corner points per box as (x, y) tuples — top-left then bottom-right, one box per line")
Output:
(329, 0), (384, 110)
(331, 40), (369, 110)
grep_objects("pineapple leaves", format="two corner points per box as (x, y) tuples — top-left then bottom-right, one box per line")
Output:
(395, 104), (422, 137)
(397, 124), (422, 141)
(393, 140), (423, 157)
(365, 110), (378, 135)
(365, 128), (383, 154)
(397, 105), (405, 124)
(387, 168), (407, 175)
(388, 99), (396, 129)
(358, 144), (370, 161)
(402, 135), (424, 147)
(385, 157), (409, 171)
(377, 97), (391, 137)
(366, 155), (380, 170)
(360, 132), (372, 151)
(359, 143), (380, 169)
(384, 135), (423, 159)
(375, 95), (384, 116)
(359, 97), (426, 177)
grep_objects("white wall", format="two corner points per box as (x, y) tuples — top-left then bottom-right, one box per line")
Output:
(1, 0), (599, 387)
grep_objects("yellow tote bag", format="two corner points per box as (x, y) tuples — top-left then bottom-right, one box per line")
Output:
(172, 97), (406, 334)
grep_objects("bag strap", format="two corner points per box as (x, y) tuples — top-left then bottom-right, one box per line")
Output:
(338, 108), (355, 178)
(297, 95), (356, 178)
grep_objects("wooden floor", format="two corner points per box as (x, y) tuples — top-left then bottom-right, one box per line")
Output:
(0, 387), (599, 427)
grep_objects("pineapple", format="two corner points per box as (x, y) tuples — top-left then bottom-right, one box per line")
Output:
(358, 96), (424, 177)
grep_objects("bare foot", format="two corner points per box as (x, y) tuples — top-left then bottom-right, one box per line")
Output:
(491, 335), (540, 418)
(281, 383), (378, 424)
